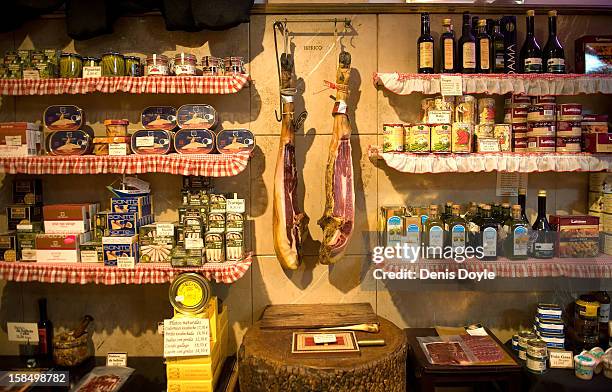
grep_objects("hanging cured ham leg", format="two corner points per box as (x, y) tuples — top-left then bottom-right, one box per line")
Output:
(272, 53), (310, 270)
(318, 51), (355, 265)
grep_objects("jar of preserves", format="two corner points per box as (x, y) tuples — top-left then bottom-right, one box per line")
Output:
(174, 53), (197, 76)
(146, 54), (169, 76)
(201, 56), (221, 75)
(59, 53), (83, 78)
(82, 57), (100, 67)
(574, 294), (600, 351)
(101, 52), (125, 77)
(124, 56), (141, 77)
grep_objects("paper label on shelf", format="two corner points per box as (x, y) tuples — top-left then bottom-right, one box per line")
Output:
(184, 237), (204, 250)
(83, 66), (102, 78)
(22, 70), (40, 80)
(427, 110), (452, 124)
(106, 352), (128, 367)
(109, 143), (128, 156)
(135, 136), (155, 147)
(117, 256), (135, 269)
(465, 326), (488, 336)
(313, 334), (338, 344)
(156, 223), (175, 237)
(7, 322), (39, 343)
(496, 173), (528, 197)
(549, 351), (573, 368)
(5, 135), (22, 146)
(226, 198), (246, 213)
(16, 224), (33, 231)
(440, 75), (463, 96)
(80, 250), (100, 263)
(163, 318), (210, 357)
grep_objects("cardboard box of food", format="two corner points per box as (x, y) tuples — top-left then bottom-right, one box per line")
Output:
(43, 203), (97, 234)
(0, 122), (43, 156)
(7, 204), (43, 230)
(110, 195), (152, 217)
(102, 235), (139, 266)
(0, 232), (17, 261)
(108, 213), (154, 236)
(584, 133), (612, 153)
(13, 178), (43, 204)
(549, 215), (600, 258)
(35, 233), (91, 263)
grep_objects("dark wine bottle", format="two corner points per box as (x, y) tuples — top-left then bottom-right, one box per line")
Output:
(492, 20), (506, 73)
(459, 13), (476, 74)
(37, 298), (53, 359)
(531, 190), (554, 258)
(440, 18), (456, 73)
(417, 13), (434, 74)
(518, 188), (530, 224)
(520, 10), (543, 73)
(471, 16), (480, 38)
(543, 10), (565, 73)
(476, 19), (492, 73)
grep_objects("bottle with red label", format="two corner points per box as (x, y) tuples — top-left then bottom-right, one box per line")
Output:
(38, 298), (53, 359)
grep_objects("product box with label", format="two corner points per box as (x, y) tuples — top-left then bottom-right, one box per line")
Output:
(0, 232), (17, 261)
(108, 213), (154, 236)
(79, 241), (103, 263)
(17, 229), (39, 261)
(0, 122), (43, 157)
(94, 211), (111, 239)
(584, 133), (612, 153)
(102, 235), (139, 266)
(13, 178), (43, 204)
(550, 215), (600, 258)
(43, 204), (91, 234)
(7, 204), (42, 230)
(575, 35), (612, 74)
(35, 233), (90, 263)
(171, 247), (203, 267)
(110, 195), (152, 217)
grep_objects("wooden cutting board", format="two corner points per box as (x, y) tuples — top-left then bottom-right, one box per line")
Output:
(260, 303), (378, 329)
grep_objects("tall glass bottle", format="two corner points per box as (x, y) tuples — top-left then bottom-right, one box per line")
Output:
(38, 298), (53, 359)
(492, 20), (506, 73)
(440, 18), (456, 73)
(518, 188), (530, 224)
(543, 10), (565, 73)
(441, 201), (453, 228)
(417, 13), (434, 74)
(466, 204), (480, 248)
(448, 204), (467, 254)
(471, 16), (480, 38)
(459, 13), (476, 74)
(479, 205), (498, 261)
(476, 19), (491, 73)
(531, 190), (554, 258)
(425, 204), (445, 259)
(506, 204), (529, 260)
(501, 203), (511, 227)
(520, 10), (543, 73)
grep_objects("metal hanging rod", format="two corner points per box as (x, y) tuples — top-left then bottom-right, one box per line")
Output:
(275, 18), (351, 27)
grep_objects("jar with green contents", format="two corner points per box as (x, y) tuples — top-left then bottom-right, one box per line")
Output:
(82, 57), (101, 67)
(101, 52), (125, 76)
(59, 53), (82, 78)
(124, 56), (141, 76)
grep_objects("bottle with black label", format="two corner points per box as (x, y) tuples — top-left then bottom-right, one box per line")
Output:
(520, 10), (543, 73)
(459, 13), (476, 74)
(543, 10), (565, 73)
(425, 204), (445, 259)
(37, 298), (53, 359)
(440, 18), (456, 73)
(417, 13), (434, 74)
(476, 19), (491, 73)
(491, 20), (506, 73)
(479, 205), (498, 261)
(531, 190), (554, 258)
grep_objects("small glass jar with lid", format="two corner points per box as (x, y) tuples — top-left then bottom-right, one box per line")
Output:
(201, 56), (221, 76)
(145, 54), (169, 76)
(173, 52), (197, 76)
(82, 57), (101, 67)
(124, 56), (141, 76)
(59, 53), (83, 78)
(101, 52), (125, 77)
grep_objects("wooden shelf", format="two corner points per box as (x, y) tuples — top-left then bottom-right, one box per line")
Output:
(0, 152), (251, 176)
(0, 74), (250, 96)
(374, 72), (612, 96)
(369, 147), (612, 173)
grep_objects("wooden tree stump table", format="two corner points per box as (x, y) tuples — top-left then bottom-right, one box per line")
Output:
(238, 317), (407, 392)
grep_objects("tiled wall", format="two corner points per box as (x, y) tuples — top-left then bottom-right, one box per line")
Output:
(1, 12), (611, 356)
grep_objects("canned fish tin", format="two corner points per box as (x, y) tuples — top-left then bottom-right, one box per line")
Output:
(431, 124), (451, 153)
(557, 121), (582, 137)
(511, 95), (532, 105)
(216, 129), (255, 154)
(44, 105), (84, 131)
(528, 121), (556, 137)
(478, 98), (496, 125)
(534, 96), (556, 104)
(519, 330), (537, 348)
(47, 130), (93, 156)
(537, 303), (563, 320)
(526, 353), (547, 374)
(556, 137), (581, 153)
(518, 346), (527, 360)
(527, 338), (548, 358)
(451, 123), (472, 153)
(141, 106), (177, 131)
(512, 123), (528, 136)
(512, 335), (519, 351)
(510, 105), (529, 123)
(177, 104), (217, 129)
(382, 124), (405, 153)
(527, 104), (556, 122)
(528, 136), (556, 152)
(514, 137), (528, 152)
(557, 103), (583, 121)
(409, 124), (431, 153)
(131, 129), (173, 155)
(494, 124), (512, 152)
(174, 129), (215, 154)
(455, 95), (476, 124)
(168, 272), (211, 315)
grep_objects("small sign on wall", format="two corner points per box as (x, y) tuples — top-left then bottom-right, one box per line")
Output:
(7, 322), (39, 343)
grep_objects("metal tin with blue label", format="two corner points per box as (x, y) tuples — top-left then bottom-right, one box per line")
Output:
(216, 129), (255, 154)
(44, 105), (84, 131)
(47, 129), (93, 155)
(174, 129), (215, 154)
(141, 106), (177, 130)
(177, 104), (217, 129)
(131, 129), (173, 155)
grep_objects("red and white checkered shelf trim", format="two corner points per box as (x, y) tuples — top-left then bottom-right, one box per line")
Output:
(368, 146), (612, 173)
(0, 74), (250, 95)
(373, 72), (612, 96)
(0, 253), (253, 284)
(0, 152), (250, 176)
(380, 255), (612, 279)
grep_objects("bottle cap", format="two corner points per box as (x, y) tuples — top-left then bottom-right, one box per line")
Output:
(527, 10), (535, 16)
(519, 188), (527, 195)
(429, 204), (438, 211)
(538, 190), (547, 197)
(452, 204), (461, 212)
(443, 18), (452, 25)
(502, 203), (510, 208)
(478, 19), (487, 27)
(512, 204), (522, 211)
(548, 10), (557, 17)
(483, 204), (491, 210)
(446, 201), (454, 206)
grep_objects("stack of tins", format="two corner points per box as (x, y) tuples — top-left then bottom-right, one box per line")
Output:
(557, 103), (583, 153)
(582, 114), (610, 153)
(526, 96), (557, 153)
(505, 95), (530, 152)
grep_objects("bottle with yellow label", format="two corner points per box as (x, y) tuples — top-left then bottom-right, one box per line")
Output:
(417, 13), (434, 74)
(440, 18), (456, 73)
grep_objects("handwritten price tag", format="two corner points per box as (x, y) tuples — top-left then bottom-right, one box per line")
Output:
(7, 322), (39, 343)
(164, 318), (210, 357)
(440, 75), (463, 96)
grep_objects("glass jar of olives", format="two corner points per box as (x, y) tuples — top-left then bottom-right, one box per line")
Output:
(101, 52), (125, 77)
(59, 53), (83, 78)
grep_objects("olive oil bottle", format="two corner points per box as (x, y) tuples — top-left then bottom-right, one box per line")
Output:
(501, 203), (511, 227)
(442, 201), (453, 228)
(479, 204), (498, 261)
(447, 204), (467, 253)
(476, 19), (491, 73)
(425, 204), (445, 259)
(466, 204), (480, 248)
(506, 204), (529, 260)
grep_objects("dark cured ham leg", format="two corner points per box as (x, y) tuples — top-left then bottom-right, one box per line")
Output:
(318, 51), (355, 265)
(273, 54), (309, 270)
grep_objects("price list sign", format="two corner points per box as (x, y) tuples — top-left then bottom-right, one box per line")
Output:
(163, 318), (210, 357)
